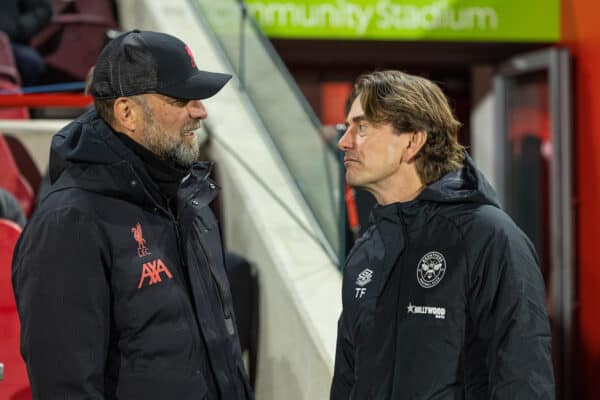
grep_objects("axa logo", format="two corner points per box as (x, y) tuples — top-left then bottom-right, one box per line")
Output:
(417, 251), (446, 288)
(138, 258), (173, 289)
(131, 222), (151, 258)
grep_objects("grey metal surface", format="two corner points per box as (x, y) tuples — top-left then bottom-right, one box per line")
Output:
(495, 47), (573, 399)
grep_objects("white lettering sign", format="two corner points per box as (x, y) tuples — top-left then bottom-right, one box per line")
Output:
(247, 0), (498, 36)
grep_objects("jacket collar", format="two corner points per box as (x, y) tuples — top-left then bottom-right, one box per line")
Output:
(46, 109), (218, 211)
(368, 152), (500, 228)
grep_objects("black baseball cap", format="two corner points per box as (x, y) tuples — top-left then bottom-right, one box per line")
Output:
(90, 30), (232, 100)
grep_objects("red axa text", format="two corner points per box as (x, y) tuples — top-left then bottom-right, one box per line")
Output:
(138, 258), (173, 289)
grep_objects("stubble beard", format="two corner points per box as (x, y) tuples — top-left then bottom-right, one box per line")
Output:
(345, 171), (364, 189)
(139, 105), (200, 168)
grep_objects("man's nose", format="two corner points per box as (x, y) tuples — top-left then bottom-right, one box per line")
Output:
(338, 128), (352, 151)
(188, 100), (208, 119)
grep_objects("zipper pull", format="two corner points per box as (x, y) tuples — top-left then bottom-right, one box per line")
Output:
(224, 316), (234, 335)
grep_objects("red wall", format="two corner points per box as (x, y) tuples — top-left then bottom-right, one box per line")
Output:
(561, 0), (600, 398)
(320, 82), (352, 125)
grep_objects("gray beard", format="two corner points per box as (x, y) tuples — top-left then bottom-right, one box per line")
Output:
(142, 132), (199, 168)
(137, 101), (200, 168)
(165, 135), (199, 168)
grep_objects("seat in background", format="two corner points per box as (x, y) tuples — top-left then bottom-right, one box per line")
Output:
(0, 32), (30, 120)
(3, 134), (42, 196)
(0, 31), (20, 85)
(0, 135), (34, 216)
(31, 0), (118, 81)
(0, 219), (31, 400)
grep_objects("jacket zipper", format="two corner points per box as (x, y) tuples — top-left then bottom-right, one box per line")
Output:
(169, 213), (206, 364)
(190, 222), (239, 397)
(126, 162), (213, 372)
(192, 223), (235, 335)
(398, 212), (409, 247)
(385, 210), (410, 400)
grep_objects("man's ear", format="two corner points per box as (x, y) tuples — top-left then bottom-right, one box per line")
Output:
(404, 130), (427, 162)
(112, 97), (139, 133)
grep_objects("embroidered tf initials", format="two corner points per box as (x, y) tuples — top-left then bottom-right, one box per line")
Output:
(131, 223), (151, 257)
(138, 259), (173, 289)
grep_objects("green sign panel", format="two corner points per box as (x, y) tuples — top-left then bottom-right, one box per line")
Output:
(244, 0), (559, 42)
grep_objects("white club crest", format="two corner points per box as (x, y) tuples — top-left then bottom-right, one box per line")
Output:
(417, 251), (446, 288)
(355, 268), (374, 287)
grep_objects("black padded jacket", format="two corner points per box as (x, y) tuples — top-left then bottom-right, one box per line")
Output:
(12, 109), (254, 400)
(331, 155), (555, 400)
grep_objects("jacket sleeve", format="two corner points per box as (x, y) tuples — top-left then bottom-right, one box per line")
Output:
(330, 311), (355, 400)
(468, 225), (555, 399)
(17, 0), (52, 43)
(12, 207), (110, 399)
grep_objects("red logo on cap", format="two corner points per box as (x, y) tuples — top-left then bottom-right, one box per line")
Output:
(185, 45), (197, 68)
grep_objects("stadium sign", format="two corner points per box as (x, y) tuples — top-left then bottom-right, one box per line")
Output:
(243, 0), (560, 42)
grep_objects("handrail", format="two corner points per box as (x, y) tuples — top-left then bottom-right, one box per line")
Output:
(0, 93), (92, 108)
(0, 81), (90, 107)
(232, 0), (323, 131)
(0, 82), (86, 94)
(193, 0), (343, 264)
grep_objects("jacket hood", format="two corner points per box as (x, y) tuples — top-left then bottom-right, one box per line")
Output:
(46, 108), (213, 206)
(49, 109), (127, 184)
(369, 152), (500, 227)
(419, 152), (500, 208)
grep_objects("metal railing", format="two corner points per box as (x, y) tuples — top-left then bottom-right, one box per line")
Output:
(192, 0), (343, 264)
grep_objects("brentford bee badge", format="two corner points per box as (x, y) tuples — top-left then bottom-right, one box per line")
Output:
(417, 251), (446, 288)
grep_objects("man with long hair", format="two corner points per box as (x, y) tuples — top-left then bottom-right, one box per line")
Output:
(331, 70), (554, 399)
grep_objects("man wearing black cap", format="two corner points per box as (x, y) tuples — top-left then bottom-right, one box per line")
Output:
(12, 30), (253, 399)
